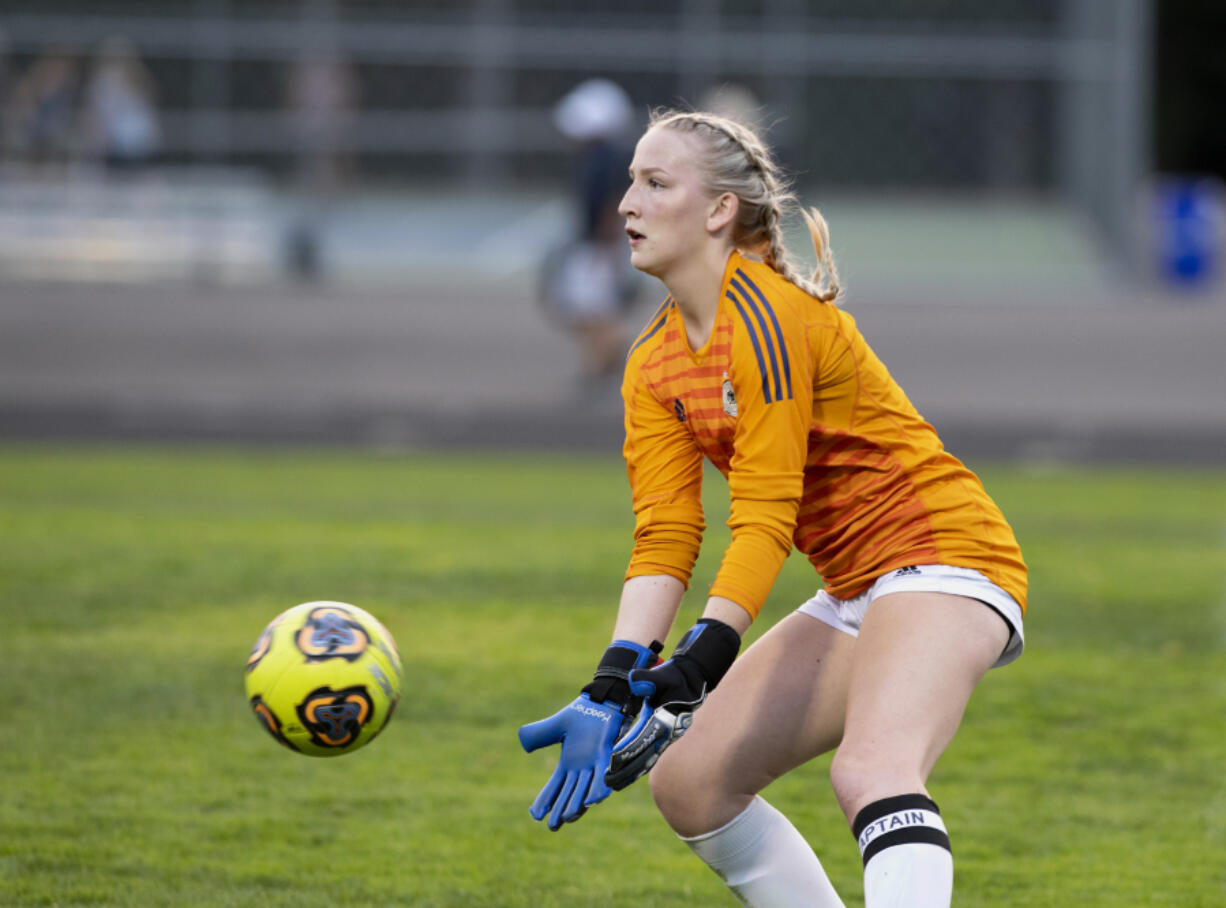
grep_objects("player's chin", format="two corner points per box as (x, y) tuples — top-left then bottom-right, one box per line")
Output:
(628, 249), (660, 276)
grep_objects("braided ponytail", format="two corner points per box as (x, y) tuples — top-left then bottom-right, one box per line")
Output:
(799, 207), (841, 304)
(649, 108), (841, 304)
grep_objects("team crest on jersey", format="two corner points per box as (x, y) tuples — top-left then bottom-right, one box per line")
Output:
(673, 397), (687, 422)
(721, 373), (738, 418)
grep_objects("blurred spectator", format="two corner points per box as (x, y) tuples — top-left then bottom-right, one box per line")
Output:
(81, 37), (162, 172)
(540, 78), (641, 381)
(283, 50), (361, 281)
(0, 29), (11, 157)
(287, 50), (360, 195)
(10, 46), (80, 168)
(699, 82), (762, 129)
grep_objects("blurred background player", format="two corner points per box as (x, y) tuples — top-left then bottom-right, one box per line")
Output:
(520, 109), (1028, 908)
(80, 37), (162, 174)
(539, 78), (642, 382)
(699, 81), (762, 130)
(9, 44), (80, 171)
(283, 48), (360, 281)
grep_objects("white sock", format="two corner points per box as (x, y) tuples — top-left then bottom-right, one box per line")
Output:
(853, 794), (953, 908)
(682, 796), (845, 907)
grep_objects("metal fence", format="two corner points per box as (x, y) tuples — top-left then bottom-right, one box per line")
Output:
(1, 0), (1151, 255)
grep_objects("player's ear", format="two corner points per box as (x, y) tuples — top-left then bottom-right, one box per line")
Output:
(707, 192), (738, 234)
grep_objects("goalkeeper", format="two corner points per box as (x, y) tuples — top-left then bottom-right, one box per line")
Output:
(519, 108), (1027, 908)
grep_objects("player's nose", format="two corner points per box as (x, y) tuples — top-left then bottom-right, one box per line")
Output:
(618, 186), (637, 218)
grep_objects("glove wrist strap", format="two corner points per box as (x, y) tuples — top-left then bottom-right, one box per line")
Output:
(675, 618), (741, 691)
(583, 639), (663, 712)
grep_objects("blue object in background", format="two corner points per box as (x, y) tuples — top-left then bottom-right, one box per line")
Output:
(1155, 177), (1225, 291)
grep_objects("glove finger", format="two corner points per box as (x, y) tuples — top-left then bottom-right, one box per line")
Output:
(549, 772), (580, 831)
(564, 767), (594, 820)
(612, 706), (653, 753)
(518, 713), (564, 753)
(584, 766), (613, 807)
(528, 765), (566, 822)
(606, 708), (676, 791)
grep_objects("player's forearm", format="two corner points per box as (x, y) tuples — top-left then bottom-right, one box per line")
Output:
(612, 574), (686, 645)
(701, 595), (754, 636)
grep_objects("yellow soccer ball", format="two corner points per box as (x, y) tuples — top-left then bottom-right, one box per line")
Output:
(245, 601), (403, 757)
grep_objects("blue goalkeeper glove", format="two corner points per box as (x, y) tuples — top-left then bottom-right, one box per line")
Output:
(518, 639), (661, 830)
(605, 618), (741, 791)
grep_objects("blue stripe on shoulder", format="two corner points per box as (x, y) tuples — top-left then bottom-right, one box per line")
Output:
(735, 269), (792, 400)
(629, 297), (673, 354)
(729, 277), (783, 402)
(727, 291), (773, 403)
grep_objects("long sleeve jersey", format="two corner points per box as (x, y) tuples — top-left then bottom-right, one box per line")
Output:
(622, 251), (1027, 619)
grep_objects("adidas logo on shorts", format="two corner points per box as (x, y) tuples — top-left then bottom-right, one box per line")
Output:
(895, 565), (922, 577)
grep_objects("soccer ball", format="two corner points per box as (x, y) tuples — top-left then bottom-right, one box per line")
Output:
(245, 601), (403, 757)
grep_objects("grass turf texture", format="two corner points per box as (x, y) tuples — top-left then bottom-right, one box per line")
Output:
(1, 444), (1223, 907)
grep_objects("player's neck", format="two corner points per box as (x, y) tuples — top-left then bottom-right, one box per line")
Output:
(663, 248), (733, 351)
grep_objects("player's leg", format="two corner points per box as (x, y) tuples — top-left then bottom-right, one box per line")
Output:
(649, 610), (856, 907)
(652, 610), (854, 833)
(829, 591), (1011, 908)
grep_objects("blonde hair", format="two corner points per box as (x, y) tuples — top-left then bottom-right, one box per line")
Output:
(648, 108), (841, 304)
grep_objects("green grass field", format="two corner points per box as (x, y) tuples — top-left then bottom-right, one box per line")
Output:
(2, 444), (1224, 906)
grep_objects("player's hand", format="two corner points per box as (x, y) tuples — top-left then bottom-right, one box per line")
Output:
(605, 618), (741, 791)
(518, 693), (629, 829)
(519, 639), (661, 830)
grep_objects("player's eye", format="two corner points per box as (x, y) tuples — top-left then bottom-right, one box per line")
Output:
(647, 178), (663, 189)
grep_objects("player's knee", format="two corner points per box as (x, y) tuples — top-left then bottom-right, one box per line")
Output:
(829, 746), (920, 820)
(648, 751), (724, 837)
(648, 752), (697, 829)
(828, 748), (867, 811)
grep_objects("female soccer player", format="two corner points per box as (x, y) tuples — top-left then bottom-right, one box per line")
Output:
(519, 109), (1027, 908)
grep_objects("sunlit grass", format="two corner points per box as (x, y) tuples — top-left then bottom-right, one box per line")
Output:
(1, 445), (1223, 905)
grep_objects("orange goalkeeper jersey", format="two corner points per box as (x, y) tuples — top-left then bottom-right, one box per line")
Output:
(622, 251), (1027, 619)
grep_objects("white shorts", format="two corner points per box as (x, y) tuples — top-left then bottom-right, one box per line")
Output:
(796, 564), (1025, 668)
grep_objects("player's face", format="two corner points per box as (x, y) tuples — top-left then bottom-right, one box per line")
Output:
(618, 127), (714, 277)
